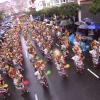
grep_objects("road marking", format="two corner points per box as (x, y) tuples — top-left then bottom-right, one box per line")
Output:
(87, 68), (99, 79)
(35, 94), (38, 100)
(25, 50), (28, 58)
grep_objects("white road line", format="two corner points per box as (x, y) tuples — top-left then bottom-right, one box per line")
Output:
(25, 50), (28, 58)
(35, 94), (39, 100)
(87, 68), (99, 79)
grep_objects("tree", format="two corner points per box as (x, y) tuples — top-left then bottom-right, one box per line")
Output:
(41, 7), (60, 17)
(30, 3), (80, 17)
(90, 0), (100, 14)
(0, 11), (4, 21)
(48, 7), (60, 16)
(59, 3), (80, 17)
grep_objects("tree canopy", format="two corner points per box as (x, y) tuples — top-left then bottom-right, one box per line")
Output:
(0, 11), (4, 20)
(31, 3), (80, 17)
(59, 3), (80, 17)
(90, 0), (100, 14)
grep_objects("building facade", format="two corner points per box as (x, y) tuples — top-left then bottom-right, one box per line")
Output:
(0, 1), (15, 15)
(10, 0), (32, 12)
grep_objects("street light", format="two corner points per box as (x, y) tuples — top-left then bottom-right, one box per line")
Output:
(77, 0), (81, 21)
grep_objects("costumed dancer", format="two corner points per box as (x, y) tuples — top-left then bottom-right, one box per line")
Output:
(89, 40), (100, 68)
(34, 60), (48, 88)
(53, 49), (69, 77)
(61, 37), (69, 58)
(72, 45), (85, 73)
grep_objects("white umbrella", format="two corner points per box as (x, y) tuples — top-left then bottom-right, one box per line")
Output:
(78, 24), (88, 29)
(75, 21), (85, 26)
(60, 20), (67, 26)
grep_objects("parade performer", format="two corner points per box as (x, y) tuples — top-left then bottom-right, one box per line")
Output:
(74, 34), (82, 46)
(61, 37), (69, 58)
(89, 40), (100, 68)
(72, 45), (85, 73)
(34, 60), (48, 88)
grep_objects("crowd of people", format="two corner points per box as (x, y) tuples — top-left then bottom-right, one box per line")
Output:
(0, 14), (100, 98)
(30, 20), (99, 74)
(0, 18), (29, 98)
(21, 15), (100, 86)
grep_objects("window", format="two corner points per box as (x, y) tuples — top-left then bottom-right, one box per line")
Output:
(61, 0), (66, 2)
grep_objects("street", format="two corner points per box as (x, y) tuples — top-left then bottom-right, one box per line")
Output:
(3, 28), (100, 100)
(0, 15), (100, 100)
(0, 0), (100, 99)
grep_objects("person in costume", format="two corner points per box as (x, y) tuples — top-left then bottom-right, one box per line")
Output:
(72, 45), (85, 73)
(89, 40), (100, 68)
(60, 36), (69, 58)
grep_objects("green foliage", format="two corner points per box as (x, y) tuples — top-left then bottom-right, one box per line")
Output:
(0, 11), (4, 20)
(60, 3), (80, 17)
(90, 0), (100, 14)
(31, 3), (80, 17)
(40, 6), (60, 17)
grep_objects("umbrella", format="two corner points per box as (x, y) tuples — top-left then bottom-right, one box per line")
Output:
(46, 70), (52, 76)
(68, 34), (75, 45)
(88, 24), (100, 29)
(75, 21), (85, 26)
(60, 20), (67, 26)
(64, 64), (70, 69)
(82, 18), (93, 25)
(60, 20), (70, 26)
(83, 18), (92, 23)
(78, 24), (88, 29)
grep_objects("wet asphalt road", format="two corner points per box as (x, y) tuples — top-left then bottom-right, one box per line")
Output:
(2, 30), (100, 100)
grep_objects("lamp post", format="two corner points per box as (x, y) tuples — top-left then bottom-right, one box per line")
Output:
(77, 0), (81, 21)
